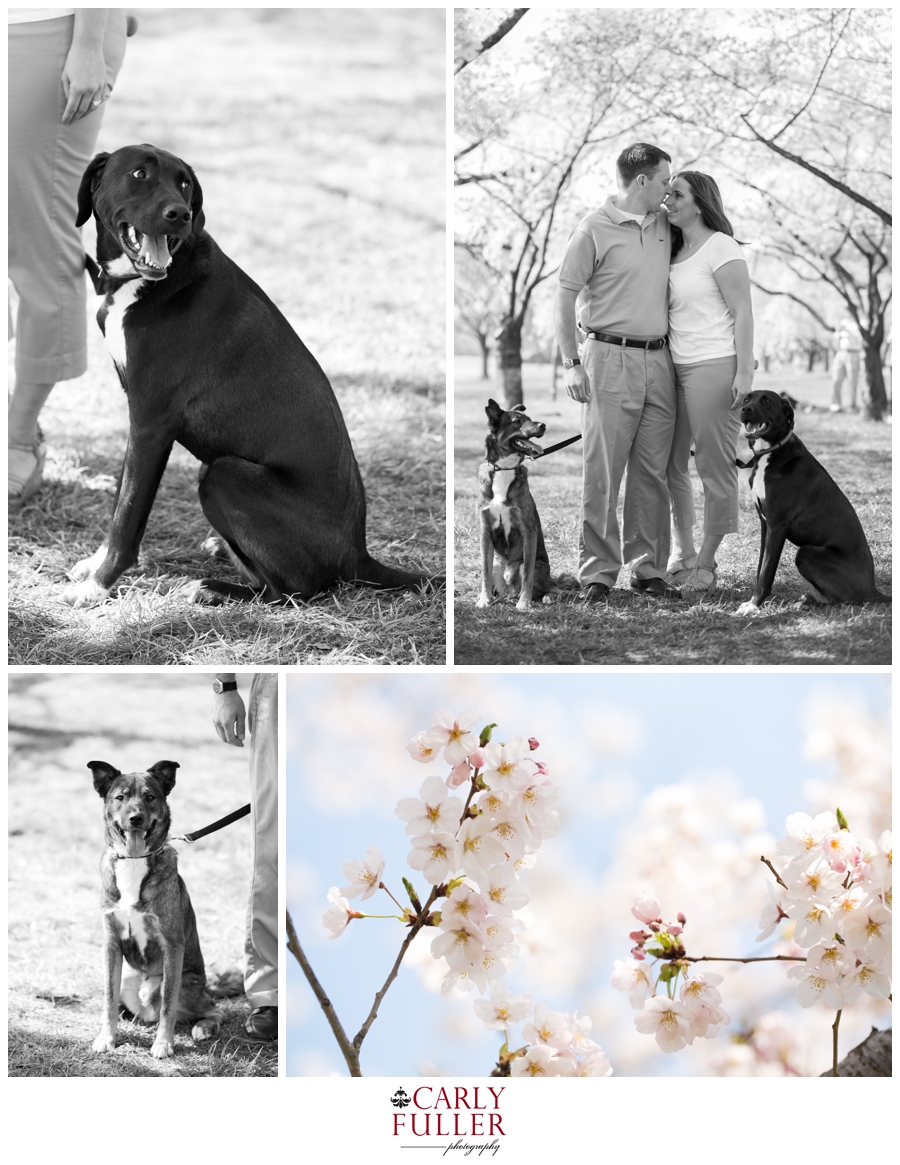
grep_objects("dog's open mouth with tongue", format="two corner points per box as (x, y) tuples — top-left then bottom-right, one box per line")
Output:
(116, 822), (155, 857)
(117, 221), (182, 279)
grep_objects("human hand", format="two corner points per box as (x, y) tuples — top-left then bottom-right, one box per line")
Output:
(61, 44), (110, 124)
(564, 365), (590, 404)
(730, 372), (754, 410)
(213, 691), (246, 747)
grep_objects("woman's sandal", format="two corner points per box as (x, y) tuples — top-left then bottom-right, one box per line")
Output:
(667, 554), (698, 585)
(9, 435), (47, 509)
(681, 564), (718, 601)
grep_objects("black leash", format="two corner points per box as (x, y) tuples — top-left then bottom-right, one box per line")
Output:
(172, 803), (252, 844)
(533, 433), (582, 459)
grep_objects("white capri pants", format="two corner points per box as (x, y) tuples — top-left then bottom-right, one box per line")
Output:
(245, 673), (278, 1009)
(8, 13), (127, 382)
(666, 355), (741, 536)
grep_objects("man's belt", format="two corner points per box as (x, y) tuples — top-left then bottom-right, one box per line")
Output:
(586, 331), (667, 350)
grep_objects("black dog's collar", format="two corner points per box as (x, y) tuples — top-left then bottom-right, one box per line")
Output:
(736, 431), (793, 470)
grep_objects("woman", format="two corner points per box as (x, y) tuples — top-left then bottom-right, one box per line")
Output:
(8, 9), (131, 506)
(664, 172), (754, 598)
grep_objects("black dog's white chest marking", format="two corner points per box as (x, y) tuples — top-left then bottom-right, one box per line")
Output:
(99, 269), (147, 371)
(750, 452), (772, 514)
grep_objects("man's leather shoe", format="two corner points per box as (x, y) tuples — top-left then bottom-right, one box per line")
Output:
(244, 1006), (278, 1043)
(579, 582), (610, 603)
(630, 577), (681, 599)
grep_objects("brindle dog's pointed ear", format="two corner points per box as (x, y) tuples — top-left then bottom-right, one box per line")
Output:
(186, 163), (205, 234)
(148, 760), (180, 795)
(75, 152), (111, 227)
(485, 399), (504, 426)
(88, 760), (120, 798)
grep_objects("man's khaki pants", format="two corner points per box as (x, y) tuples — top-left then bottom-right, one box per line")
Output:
(579, 339), (677, 589)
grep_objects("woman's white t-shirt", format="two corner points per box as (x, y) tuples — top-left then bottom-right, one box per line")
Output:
(668, 232), (746, 364)
(8, 10), (75, 22)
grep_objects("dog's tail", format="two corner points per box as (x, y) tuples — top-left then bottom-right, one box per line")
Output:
(354, 553), (445, 594)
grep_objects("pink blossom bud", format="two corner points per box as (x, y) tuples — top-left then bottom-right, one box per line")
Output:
(831, 859), (847, 873)
(447, 761), (472, 789)
(630, 946), (646, 961)
(629, 930), (650, 943)
(468, 747), (485, 768)
(668, 925), (683, 936)
(528, 737), (540, 751)
(648, 921), (660, 932)
(534, 761), (548, 776)
(677, 913), (686, 925)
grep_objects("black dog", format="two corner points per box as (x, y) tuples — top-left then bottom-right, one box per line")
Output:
(736, 389), (889, 613)
(90, 760), (220, 1059)
(476, 399), (576, 610)
(64, 144), (438, 607)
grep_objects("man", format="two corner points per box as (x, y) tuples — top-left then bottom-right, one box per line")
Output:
(554, 143), (679, 602)
(212, 673), (278, 1043)
(830, 318), (862, 413)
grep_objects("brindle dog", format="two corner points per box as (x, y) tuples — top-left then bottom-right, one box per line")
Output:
(90, 760), (220, 1059)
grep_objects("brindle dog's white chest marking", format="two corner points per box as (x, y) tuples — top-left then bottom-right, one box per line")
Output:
(101, 270), (146, 371)
(107, 858), (151, 953)
(483, 457), (521, 539)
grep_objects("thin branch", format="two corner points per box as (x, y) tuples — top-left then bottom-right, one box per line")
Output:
(455, 9), (529, 75)
(759, 855), (789, 889)
(738, 114), (891, 225)
(769, 10), (853, 141)
(285, 909), (362, 1077)
(832, 1009), (842, 1077)
(685, 955), (807, 964)
(352, 887), (439, 1052)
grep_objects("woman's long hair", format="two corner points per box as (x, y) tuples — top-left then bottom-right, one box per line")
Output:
(670, 171), (739, 257)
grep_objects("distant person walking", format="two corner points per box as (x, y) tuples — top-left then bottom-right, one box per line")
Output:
(8, 9), (132, 507)
(831, 318), (862, 413)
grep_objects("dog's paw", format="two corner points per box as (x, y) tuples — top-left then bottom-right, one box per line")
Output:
(61, 578), (111, 608)
(515, 597), (532, 612)
(150, 1037), (175, 1059)
(69, 544), (108, 581)
(475, 593), (491, 609)
(734, 600), (762, 617)
(191, 1018), (219, 1042)
(92, 1030), (118, 1053)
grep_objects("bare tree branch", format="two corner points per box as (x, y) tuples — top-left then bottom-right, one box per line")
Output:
(455, 9), (529, 74)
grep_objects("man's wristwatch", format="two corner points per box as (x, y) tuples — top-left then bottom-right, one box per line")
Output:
(562, 357), (581, 369)
(212, 679), (238, 694)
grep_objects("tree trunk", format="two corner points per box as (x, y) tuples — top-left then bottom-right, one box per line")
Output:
(820, 1027), (891, 1077)
(863, 340), (888, 421)
(498, 318), (524, 408)
(478, 334), (490, 380)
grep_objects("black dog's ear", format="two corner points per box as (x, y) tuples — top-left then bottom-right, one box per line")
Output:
(485, 399), (504, 426)
(186, 162), (205, 233)
(75, 152), (111, 227)
(780, 393), (795, 430)
(88, 760), (121, 798)
(148, 760), (180, 795)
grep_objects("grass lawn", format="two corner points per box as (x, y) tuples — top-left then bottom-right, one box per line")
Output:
(9, 9), (445, 665)
(8, 673), (277, 1077)
(454, 357), (891, 665)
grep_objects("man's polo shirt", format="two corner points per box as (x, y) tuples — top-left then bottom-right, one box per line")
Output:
(558, 197), (670, 339)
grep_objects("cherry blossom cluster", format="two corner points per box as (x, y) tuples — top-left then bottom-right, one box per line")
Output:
(757, 810), (892, 1010)
(323, 708), (612, 1077)
(611, 893), (730, 1053)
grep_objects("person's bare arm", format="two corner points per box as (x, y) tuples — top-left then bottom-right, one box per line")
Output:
(714, 259), (755, 408)
(62, 9), (110, 125)
(554, 286), (590, 403)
